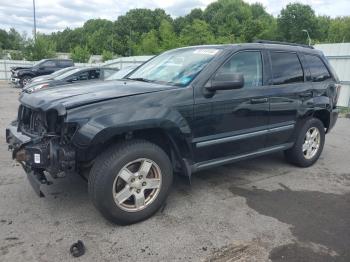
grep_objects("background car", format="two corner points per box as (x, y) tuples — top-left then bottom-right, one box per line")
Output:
(22, 67), (118, 93)
(11, 58), (74, 88)
(105, 66), (138, 81)
(27, 66), (77, 86)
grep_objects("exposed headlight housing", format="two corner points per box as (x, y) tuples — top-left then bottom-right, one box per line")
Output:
(28, 83), (49, 93)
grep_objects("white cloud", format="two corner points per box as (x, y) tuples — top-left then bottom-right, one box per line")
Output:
(0, 0), (348, 36)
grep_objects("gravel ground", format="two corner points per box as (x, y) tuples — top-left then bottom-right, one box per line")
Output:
(0, 81), (349, 262)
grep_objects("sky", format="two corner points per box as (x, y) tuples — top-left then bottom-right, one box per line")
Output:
(0, 0), (349, 36)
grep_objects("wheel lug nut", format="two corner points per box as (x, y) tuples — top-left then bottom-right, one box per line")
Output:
(142, 182), (146, 186)
(137, 189), (141, 193)
(139, 175), (143, 179)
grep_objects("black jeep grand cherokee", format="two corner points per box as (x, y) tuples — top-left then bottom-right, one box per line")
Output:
(6, 41), (340, 224)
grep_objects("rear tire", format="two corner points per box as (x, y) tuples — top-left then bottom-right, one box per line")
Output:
(88, 140), (173, 225)
(284, 118), (325, 167)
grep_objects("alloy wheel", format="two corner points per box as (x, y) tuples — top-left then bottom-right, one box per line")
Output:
(302, 127), (321, 159)
(112, 158), (162, 212)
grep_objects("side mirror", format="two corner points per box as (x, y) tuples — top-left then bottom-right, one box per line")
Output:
(207, 73), (244, 91)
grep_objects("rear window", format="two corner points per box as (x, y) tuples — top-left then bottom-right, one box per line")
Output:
(270, 52), (304, 85)
(305, 55), (331, 82)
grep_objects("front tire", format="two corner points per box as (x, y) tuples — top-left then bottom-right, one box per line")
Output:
(284, 118), (325, 167)
(20, 76), (32, 88)
(88, 140), (173, 225)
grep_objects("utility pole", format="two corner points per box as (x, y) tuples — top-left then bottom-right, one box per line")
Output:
(302, 29), (311, 46)
(129, 28), (132, 57)
(33, 0), (37, 41)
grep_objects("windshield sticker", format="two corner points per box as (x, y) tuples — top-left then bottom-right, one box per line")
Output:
(193, 49), (219, 55)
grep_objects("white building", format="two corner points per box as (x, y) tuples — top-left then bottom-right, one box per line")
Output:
(315, 43), (350, 107)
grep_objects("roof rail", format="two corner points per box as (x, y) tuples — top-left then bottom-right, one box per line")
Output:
(253, 40), (314, 49)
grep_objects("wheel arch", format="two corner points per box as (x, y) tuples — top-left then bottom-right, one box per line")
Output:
(74, 125), (193, 177)
(313, 109), (330, 130)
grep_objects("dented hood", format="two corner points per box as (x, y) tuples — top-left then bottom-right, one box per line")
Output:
(19, 80), (174, 113)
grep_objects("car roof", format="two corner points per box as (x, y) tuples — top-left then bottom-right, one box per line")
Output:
(173, 42), (323, 56)
(41, 58), (73, 61)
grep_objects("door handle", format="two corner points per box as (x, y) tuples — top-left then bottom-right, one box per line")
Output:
(299, 91), (313, 98)
(250, 98), (268, 104)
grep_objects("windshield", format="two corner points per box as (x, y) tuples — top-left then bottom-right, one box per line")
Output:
(33, 59), (45, 67)
(106, 67), (137, 80)
(54, 68), (82, 80)
(127, 47), (221, 86)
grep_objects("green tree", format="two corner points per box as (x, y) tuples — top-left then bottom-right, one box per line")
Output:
(180, 19), (215, 45)
(70, 46), (90, 63)
(10, 50), (24, 60)
(203, 0), (251, 39)
(24, 35), (56, 60)
(135, 30), (160, 55)
(7, 28), (23, 50)
(2, 3), (350, 57)
(277, 3), (319, 44)
(114, 8), (172, 55)
(159, 20), (179, 51)
(84, 19), (114, 54)
(327, 17), (350, 43)
(317, 16), (331, 42)
(102, 50), (113, 61)
(0, 29), (9, 49)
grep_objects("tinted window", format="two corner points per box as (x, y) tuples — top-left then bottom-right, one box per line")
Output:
(215, 51), (263, 88)
(41, 60), (56, 67)
(58, 60), (73, 67)
(89, 69), (100, 79)
(73, 71), (89, 81)
(270, 52), (304, 85)
(305, 55), (331, 82)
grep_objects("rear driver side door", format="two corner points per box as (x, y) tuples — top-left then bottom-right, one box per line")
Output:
(265, 51), (310, 148)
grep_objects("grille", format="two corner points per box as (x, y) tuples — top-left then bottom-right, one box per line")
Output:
(18, 105), (47, 135)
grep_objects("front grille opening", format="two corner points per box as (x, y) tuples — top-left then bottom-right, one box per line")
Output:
(18, 106), (47, 136)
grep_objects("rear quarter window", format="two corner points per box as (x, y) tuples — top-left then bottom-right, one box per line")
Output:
(304, 54), (331, 82)
(270, 52), (304, 85)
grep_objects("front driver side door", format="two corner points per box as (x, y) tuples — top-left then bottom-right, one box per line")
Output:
(192, 50), (270, 164)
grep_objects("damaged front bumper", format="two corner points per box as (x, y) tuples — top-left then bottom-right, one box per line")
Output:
(6, 122), (76, 197)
